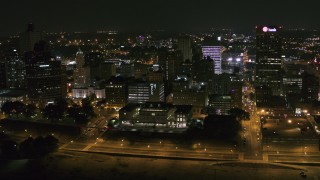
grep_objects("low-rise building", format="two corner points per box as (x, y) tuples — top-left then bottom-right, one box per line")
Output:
(118, 103), (140, 125)
(72, 87), (105, 99)
(119, 102), (192, 129)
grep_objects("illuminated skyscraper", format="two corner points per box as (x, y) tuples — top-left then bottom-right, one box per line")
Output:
(4, 49), (26, 89)
(201, 38), (222, 74)
(255, 26), (283, 95)
(25, 41), (66, 106)
(73, 49), (90, 88)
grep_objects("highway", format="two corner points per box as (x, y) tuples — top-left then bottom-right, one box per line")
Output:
(60, 138), (240, 161)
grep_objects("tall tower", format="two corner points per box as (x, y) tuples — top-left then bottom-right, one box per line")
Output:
(255, 26), (283, 95)
(201, 46), (222, 75)
(4, 49), (26, 89)
(73, 49), (90, 88)
(0, 62), (6, 89)
(177, 36), (193, 62)
(201, 37), (222, 75)
(25, 41), (66, 106)
(19, 23), (42, 55)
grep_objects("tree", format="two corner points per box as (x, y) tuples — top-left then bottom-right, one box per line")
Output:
(24, 104), (37, 118)
(43, 104), (56, 121)
(0, 140), (19, 159)
(19, 135), (58, 158)
(12, 101), (26, 118)
(67, 104), (82, 119)
(1, 101), (14, 116)
(43, 104), (63, 122)
(33, 136), (47, 157)
(19, 137), (35, 158)
(74, 113), (89, 125)
(44, 135), (59, 153)
(89, 93), (97, 102)
(81, 98), (95, 118)
(54, 98), (68, 115)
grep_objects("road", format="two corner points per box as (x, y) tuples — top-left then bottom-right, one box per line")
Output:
(61, 138), (240, 161)
(241, 82), (262, 159)
(84, 109), (119, 138)
(241, 113), (262, 160)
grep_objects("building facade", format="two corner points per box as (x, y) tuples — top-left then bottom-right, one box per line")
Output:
(25, 41), (66, 106)
(177, 36), (193, 62)
(72, 87), (106, 99)
(202, 46), (222, 74)
(74, 49), (90, 88)
(255, 26), (283, 95)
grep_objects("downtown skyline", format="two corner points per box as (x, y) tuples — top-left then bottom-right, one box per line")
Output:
(1, 1), (320, 179)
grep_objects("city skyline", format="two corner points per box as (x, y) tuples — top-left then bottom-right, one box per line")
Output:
(1, 0), (320, 36)
(1, 2), (320, 179)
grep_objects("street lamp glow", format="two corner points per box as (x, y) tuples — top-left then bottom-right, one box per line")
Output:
(288, 119), (292, 124)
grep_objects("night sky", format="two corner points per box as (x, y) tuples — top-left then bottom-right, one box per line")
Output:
(1, 0), (320, 36)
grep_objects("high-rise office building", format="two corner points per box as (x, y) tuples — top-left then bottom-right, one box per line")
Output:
(128, 81), (164, 104)
(84, 52), (116, 86)
(105, 77), (129, 108)
(201, 39), (222, 74)
(209, 95), (231, 115)
(158, 51), (182, 81)
(73, 49), (90, 88)
(0, 62), (6, 89)
(4, 49), (26, 89)
(128, 83), (150, 104)
(25, 41), (66, 106)
(177, 36), (193, 62)
(255, 26), (283, 95)
(193, 58), (214, 83)
(301, 72), (319, 102)
(19, 23), (42, 55)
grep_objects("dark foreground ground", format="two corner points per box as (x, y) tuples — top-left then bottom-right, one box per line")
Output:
(1, 150), (319, 180)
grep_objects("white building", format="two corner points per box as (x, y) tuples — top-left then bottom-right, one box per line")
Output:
(72, 87), (105, 99)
